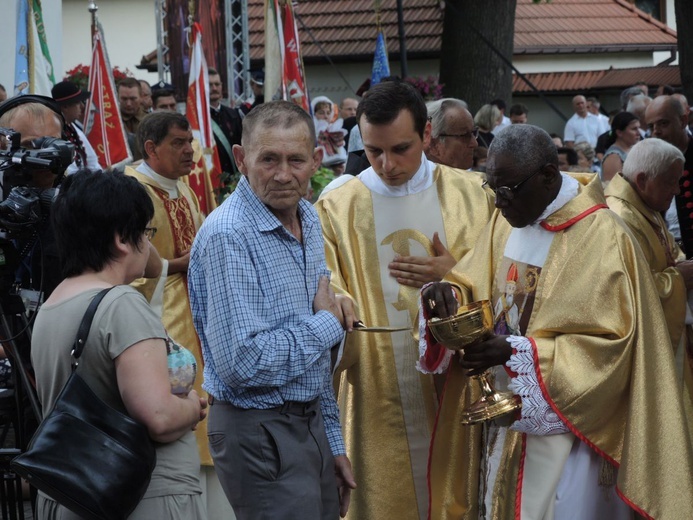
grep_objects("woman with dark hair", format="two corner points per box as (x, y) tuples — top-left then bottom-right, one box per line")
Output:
(30, 170), (208, 519)
(601, 111), (640, 183)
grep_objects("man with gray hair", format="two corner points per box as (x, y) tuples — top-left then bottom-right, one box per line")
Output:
(189, 101), (356, 519)
(420, 124), (693, 518)
(605, 138), (693, 388)
(424, 97), (478, 169)
(626, 94), (652, 138)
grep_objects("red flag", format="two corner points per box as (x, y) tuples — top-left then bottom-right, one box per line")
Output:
(83, 22), (131, 169)
(274, 0), (309, 112)
(186, 22), (219, 215)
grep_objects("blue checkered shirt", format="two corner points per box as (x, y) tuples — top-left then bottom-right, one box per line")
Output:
(188, 176), (346, 455)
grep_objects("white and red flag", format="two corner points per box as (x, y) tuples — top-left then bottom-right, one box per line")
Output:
(185, 22), (219, 215)
(83, 22), (131, 169)
(266, 0), (310, 112)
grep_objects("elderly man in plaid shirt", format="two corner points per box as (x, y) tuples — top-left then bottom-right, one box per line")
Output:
(188, 100), (357, 520)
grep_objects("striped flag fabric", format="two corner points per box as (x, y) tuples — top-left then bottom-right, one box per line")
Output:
(83, 22), (131, 169)
(14, 0), (55, 95)
(266, 0), (310, 113)
(185, 22), (219, 215)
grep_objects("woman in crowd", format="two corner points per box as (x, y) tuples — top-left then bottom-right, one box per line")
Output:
(600, 111), (641, 183)
(31, 170), (207, 519)
(474, 104), (501, 148)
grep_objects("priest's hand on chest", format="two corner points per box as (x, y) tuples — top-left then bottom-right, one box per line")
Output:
(459, 335), (512, 376)
(389, 232), (456, 288)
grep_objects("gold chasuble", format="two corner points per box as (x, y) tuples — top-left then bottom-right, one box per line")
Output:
(125, 167), (211, 465)
(315, 164), (494, 520)
(428, 174), (693, 519)
(606, 173), (693, 409)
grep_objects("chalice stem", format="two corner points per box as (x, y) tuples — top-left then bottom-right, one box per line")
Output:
(479, 371), (495, 397)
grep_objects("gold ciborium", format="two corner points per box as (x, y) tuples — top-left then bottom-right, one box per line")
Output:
(428, 299), (521, 425)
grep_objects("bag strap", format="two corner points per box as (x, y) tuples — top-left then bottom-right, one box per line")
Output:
(70, 287), (115, 367)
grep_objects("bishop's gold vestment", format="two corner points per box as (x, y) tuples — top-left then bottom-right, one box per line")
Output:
(427, 174), (693, 519)
(126, 166), (211, 465)
(315, 164), (494, 520)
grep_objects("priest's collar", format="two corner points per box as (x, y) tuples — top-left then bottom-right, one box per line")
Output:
(535, 172), (579, 224)
(137, 161), (180, 199)
(358, 152), (435, 197)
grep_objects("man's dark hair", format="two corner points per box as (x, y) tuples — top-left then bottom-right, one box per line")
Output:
(52, 170), (154, 278)
(491, 99), (507, 112)
(357, 80), (427, 139)
(556, 147), (578, 166)
(152, 89), (176, 106)
(136, 111), (190, 159)
(241, 100), (316, 146)
(117, 77), (142, 94)
(509, 103), (528, 117)
(0, 84), (6, 93)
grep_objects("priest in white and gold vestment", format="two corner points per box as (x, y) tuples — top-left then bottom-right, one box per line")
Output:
(315, 81), (494, 520)
(421, 125), (693, 519)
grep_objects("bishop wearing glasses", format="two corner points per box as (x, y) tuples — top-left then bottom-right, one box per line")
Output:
(420, 124), (693, 519)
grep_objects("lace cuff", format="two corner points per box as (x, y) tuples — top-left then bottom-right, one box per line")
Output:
(506, 336), (568, 436)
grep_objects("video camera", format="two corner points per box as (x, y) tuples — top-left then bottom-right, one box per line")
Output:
(0, 127), (73, 236)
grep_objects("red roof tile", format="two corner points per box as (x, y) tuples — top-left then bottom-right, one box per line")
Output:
(512, 65), (681, 93)
(246, 0), (677, 62)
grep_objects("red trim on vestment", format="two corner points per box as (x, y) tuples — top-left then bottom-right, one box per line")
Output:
(515, 433), (527, 520)
(426, 367), (453, 520)
(529, 337), (618, 466)
(615, 487), (654, 520)
(528, 337), (652, 517)
(540, 204), (608, 231)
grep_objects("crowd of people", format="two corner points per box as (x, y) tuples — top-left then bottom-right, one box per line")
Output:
(0, 72), (692, 520)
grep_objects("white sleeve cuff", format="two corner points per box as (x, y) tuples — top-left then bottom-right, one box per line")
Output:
(506, 336), (569, 436)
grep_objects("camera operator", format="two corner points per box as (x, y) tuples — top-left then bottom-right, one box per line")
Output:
(0, 97), (66, 301)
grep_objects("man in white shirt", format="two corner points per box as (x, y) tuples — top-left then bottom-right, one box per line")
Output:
(564, 94), (609, 148)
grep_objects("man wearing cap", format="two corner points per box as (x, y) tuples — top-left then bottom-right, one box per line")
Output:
(51, 80), (103, 174)
(151, 81), (177, 112)
(208, 67), (243, 181)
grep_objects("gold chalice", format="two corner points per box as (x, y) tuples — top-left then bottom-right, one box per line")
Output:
(428, 299), (521, 425)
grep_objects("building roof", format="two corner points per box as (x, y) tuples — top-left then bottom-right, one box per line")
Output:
(245, 0), (678, 63)
(512, 65), (681, 94)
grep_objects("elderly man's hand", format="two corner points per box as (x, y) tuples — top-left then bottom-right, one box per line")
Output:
(676, 259), (693, 290)
(421, 282), (459, 320)
(389, 232), (456, 288)
(334, 455), (357, 517)
(459, 335), (512, 375)
(335, 294), (358, 332)
(313, 276), (345, 325)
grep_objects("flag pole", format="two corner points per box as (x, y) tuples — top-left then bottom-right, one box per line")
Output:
(88, 1), (98, 39)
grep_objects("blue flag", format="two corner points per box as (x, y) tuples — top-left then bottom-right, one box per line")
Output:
(15, 0), (30, 94)
(371, 30), (390, 85)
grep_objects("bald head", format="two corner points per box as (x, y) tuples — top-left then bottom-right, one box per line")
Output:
(645, 95), (688, 151)
(572, 95), (587, 117)
(0, 103), (62, 147)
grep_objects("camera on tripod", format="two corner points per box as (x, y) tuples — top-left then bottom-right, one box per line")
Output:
(0, 127), (73, 238)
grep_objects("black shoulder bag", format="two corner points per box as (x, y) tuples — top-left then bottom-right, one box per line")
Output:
(11, 287), (157, 520)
